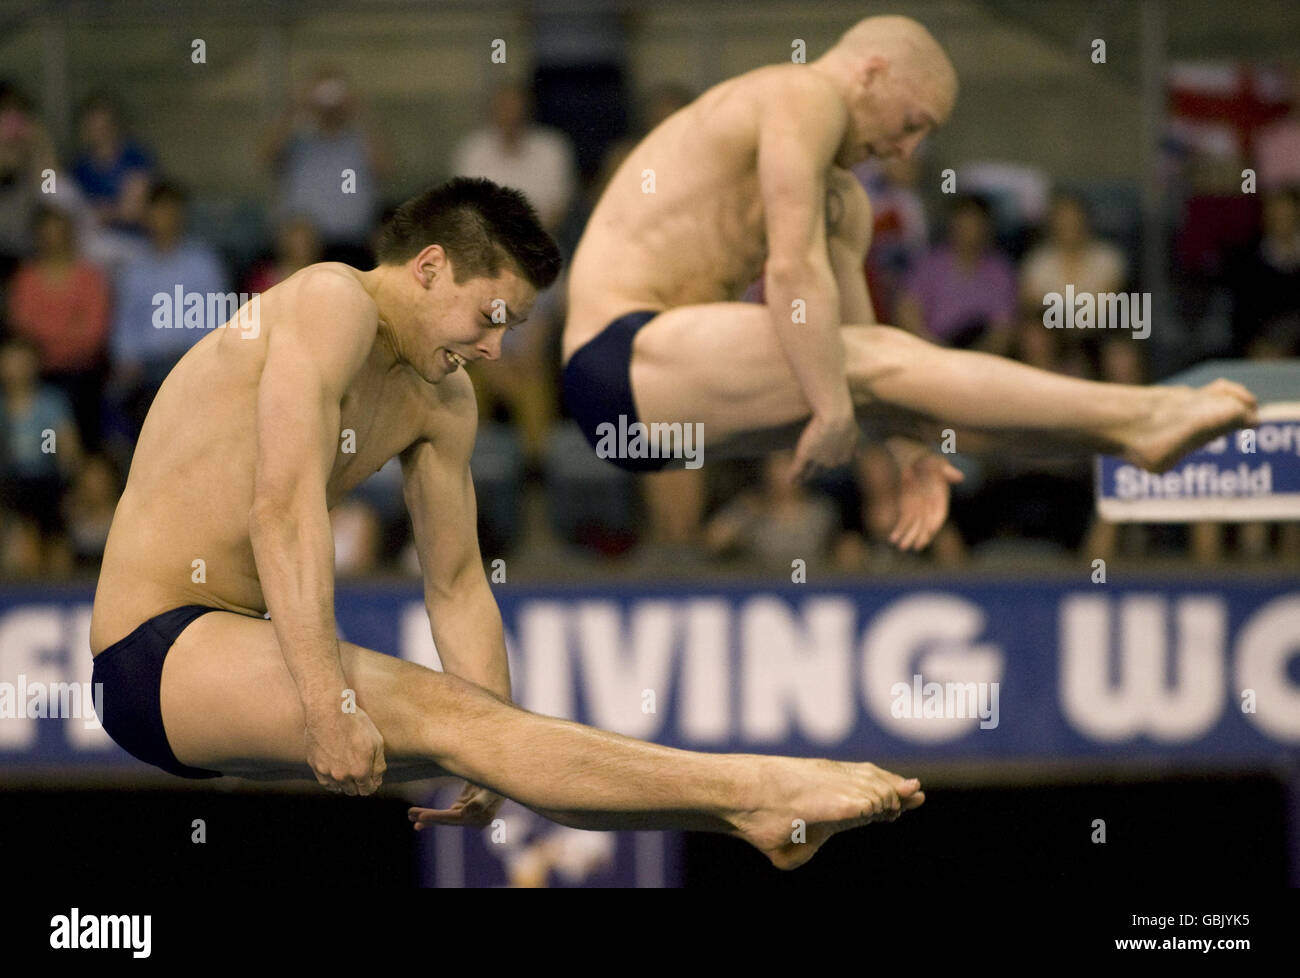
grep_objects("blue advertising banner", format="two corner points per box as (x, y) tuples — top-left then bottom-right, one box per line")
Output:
(3, 579), (1298, 767)
(4, 578), (1297, 886)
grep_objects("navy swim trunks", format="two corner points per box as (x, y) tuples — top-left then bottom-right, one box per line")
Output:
(562, 310), (669, 473)
(91, 604), (226, 779)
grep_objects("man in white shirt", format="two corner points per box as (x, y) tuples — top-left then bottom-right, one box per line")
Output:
(452, 82), (577, 231)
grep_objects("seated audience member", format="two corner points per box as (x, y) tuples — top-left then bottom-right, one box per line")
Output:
(1227, 186), (1300, 359)
(1254, 67), (1300, 192)
(896, 194), (1016, 355)
(243, 215), (324, 294)
(854, 155), (928, 322)
(0, 336), (82, 576)
(8, 206), (111, 448)
(705, 452), (842, 570)
(451, 81), (577, 233)
(64, 453), (121, 569)
(1193, 185), (1300, 565)
(108, 181), (228, 435)
(0, 82), (59, 277)
(260, 65), (391, 266)
(71, 93), (155, 234)
(1019, 193), (1141, 383)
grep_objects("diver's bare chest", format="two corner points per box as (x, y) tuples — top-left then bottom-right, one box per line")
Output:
(327, 372), (423, 499)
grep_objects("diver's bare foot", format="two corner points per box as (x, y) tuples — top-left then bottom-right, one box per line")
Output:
(1118, 380), (1258, 473)
(728, 757), (925, 870)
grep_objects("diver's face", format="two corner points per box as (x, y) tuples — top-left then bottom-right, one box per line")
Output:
(410, 254), (535, 382)
(841, 58), (945, 166)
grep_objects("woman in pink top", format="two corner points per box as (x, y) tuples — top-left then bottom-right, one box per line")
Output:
(8, 206), (110, 447)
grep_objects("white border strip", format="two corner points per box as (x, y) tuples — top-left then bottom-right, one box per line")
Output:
(1098, 493), (1300, 522)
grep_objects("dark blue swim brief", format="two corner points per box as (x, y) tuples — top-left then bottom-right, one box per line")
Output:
(562, 309), (670, 473)
(91, 605), (227, 779)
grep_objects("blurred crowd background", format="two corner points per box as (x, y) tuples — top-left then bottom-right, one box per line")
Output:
(1, 0), (1298, 582)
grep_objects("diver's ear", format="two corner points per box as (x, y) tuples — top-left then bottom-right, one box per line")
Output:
(413, 243), (448, 287)
(858, 53), (889, 90)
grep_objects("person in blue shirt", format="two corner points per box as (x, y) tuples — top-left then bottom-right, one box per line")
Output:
(71, 94), (155, 234)
(108, 181), (228, 435)
(259, 66), (392, 267)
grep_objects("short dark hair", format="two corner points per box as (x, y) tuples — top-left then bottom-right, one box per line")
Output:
(375, 177), (561, 290)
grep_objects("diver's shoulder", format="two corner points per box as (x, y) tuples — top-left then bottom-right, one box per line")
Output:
(287, 261), (372, 297)
(748, 63), (842, 100)
(278, 262), (378, 327)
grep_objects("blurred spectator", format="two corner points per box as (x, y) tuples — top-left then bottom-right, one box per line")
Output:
(635, 466), (707, 565)
(540, 425), (638, 560)
(71, 93), (155, 234)
(993, 195), (1127, 559)
(109, 182), (227, 435)
(243, 215), (324, 293)
(1253, 66), (1300, 192)
(705, 451), (842, 568)
(1020, 193), (1141, 383)
(1017, 194), (1144, 562)
(0, 81), (59, 277)
(1175, 154), (1261, 283)
(261, 65), (392, 266)
(64, 453), (121, 569)
(470, 282), (563, 468)
(452, 81), (577, 232)
(1189, 185), (1300, 567)
(8, 206), (111, 448)
(1225, 186), (1300, 358)
(896, 194), (1016, 355)
(854, 155), (928, 322)
(960, 160), (1052, 243)
(0, 336), (81, 576)
(455, 82), (580, 555)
